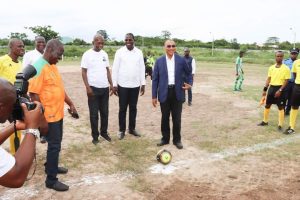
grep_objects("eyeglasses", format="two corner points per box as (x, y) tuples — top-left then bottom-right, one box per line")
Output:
(166, 45), (176, 48)
(125, 39), (133, 42)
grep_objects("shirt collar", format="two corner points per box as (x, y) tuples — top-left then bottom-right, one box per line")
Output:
(124, 45), (136, 52)
(165, 54), (175, 61)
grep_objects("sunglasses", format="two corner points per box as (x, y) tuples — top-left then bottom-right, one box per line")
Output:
(125, 39), (133, 42)
(166, 45), (176, 48)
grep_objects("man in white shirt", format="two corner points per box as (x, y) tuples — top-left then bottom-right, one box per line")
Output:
(0, 78), (43, 188)
(22, 36), (46, 68)
(112, 33), (146, 140)
(81, 34), (113, 144)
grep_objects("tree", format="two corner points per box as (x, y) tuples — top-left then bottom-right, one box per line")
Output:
(161, 30), (171, 39)
(96, 30), (109, 40)
(8, 32), (32, 45)
(265, 37), (280, 45)
(214, 39), (230, 48)
(26, 25), (60, 42)
(71, 38), (88, 45)
(230, 38), (240, 49)
(278, 41), (292, 50)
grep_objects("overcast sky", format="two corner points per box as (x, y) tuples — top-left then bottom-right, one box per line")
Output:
(2, 0), (299, 44)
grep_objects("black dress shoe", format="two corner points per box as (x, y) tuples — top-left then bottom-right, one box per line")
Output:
(46, 180), (69, 191)
(174, 142), (183, 149)
(157, 141), (169, 146)
(92, 139), (99, 145)
(101, 133), (112, 142)
(58, 166), (68, 174)
(118, 131), (125, 140)
(128, 129), (141, 137)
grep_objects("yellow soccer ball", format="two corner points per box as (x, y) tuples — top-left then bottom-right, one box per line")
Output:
(156, 149), (172, 165)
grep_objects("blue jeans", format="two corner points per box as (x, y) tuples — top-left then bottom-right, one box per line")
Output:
(45, 119), (63, 185)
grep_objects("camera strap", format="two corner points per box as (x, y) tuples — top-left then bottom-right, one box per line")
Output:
(13, 121), (20, 151)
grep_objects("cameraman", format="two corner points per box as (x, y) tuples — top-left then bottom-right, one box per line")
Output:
(0, 78), (43, 188)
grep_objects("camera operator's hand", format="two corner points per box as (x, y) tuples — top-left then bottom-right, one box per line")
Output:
(22, 101), (43, 129)
(15, 120), (26, 131)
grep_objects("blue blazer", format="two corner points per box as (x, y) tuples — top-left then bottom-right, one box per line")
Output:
(152, 54), (192, 103)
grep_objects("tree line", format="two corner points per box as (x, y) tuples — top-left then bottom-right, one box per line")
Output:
(0, 25), (298, 51)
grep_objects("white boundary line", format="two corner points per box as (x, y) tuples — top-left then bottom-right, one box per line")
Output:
(149, 134), (300, 174)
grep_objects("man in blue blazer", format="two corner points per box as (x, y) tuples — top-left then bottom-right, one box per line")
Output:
(152, 40), (192, 149)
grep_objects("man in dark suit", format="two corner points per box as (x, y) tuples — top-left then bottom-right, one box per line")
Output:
(152, 40), (192, 149)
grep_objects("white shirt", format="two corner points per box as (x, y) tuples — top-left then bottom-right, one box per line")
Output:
(0, 146), (15, 177)
(112, 46), (145, 88)
(22, 49), (43, 68)
(81, 49), (110, 88)
(191, 58), (196, 74)
(166, 55), (175, 85)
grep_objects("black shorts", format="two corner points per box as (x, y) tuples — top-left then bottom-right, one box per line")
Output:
(266, 85), (286, 106)
(291, 84), (300, 107)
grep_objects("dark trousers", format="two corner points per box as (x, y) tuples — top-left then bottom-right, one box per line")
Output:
(285, 81), (295, 113)
(88, 86), (109, 140)
(160, 88), (183, 144)
(184, 88), (192, 103)
(118, 85), (140, 132)
(45, 119), (63, 185)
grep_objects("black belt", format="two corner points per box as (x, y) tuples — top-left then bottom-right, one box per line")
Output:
(168, 84), (175, 88)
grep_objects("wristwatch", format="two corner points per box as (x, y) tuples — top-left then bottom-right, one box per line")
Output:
(25, 129), (40, 139)
(279, 88), (283, 92)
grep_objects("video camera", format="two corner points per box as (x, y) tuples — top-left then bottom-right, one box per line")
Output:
(12, 65), (37, 120)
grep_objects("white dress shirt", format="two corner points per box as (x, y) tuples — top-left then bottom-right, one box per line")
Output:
(22, 49), (43, 68)
(191, 58), (196, 74)
(112, 46), (145, 88)
(166, 54), (175, 85)
(81, 49), (110, 88)
(0, 146), (15, 177)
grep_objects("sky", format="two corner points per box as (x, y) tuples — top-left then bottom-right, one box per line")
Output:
(1, 0), (300, 44)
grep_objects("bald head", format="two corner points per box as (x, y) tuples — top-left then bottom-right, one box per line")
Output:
(93, 34), (104, 51)
(35, 36), (46, 54)
(93, 34), (104, 41)
(0, 78), (15, 104)
(43, 39), (64, 64)
(0, 78), (16, 123)
(8, 38), (22, 49)
(45, 39), (63, 51)
(8, 38), (25, 59)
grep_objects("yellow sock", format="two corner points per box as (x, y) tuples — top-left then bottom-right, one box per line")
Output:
(290, 109), (298, 130)
(278, 109), (284, 127)
(263, 108), (270, 122)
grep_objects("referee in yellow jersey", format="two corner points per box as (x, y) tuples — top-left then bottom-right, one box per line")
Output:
(0, 38), (25, 154)
(258, 51), (290, 131)
(284, 57), (300, 134)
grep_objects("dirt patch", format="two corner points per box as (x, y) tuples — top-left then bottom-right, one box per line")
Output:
(154, 179), (217, 200)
